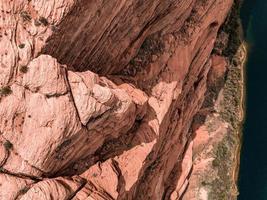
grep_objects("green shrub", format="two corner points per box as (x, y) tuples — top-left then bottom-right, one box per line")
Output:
(19, 186), (30, 195)
(20, 11), (31, 21)
(39, 17), (49, 26)
(20, 66), (28, 73)
(3, 140), (13, 150)
(0, 86), (12, 96)
(18, 44), (25, 49)
(34, 19), (41, 26)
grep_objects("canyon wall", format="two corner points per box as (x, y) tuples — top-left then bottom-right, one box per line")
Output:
(0, 0), (242, 199)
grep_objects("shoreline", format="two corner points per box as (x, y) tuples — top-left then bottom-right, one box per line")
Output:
(232, 41), (248, 196)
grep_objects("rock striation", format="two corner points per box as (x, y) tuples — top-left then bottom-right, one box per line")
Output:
(0, 0), (242, 199)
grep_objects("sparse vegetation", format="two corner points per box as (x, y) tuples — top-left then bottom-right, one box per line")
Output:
(20, 65), (28, 73)
(220, 58), (242, 129)
(212, 0), (242, 59)
(0, 86), (12, 96)
(198, 0), (243, 199)
(121, 33), (164, 77)
(209, 134), (237, 200)
(208, 0), (243, 129)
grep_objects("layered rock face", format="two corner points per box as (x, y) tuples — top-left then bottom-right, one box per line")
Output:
(0, 0), (239, 199)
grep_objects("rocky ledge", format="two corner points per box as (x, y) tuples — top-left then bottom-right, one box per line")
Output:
(0, 0), (243, 199)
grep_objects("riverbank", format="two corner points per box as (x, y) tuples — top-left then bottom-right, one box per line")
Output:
(232, 41), (247, 195)
(206, 0), (247, 196)
(207, 40), (246, 199)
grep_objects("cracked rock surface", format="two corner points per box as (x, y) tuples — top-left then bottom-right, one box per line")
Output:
(0, 0), (238, 199)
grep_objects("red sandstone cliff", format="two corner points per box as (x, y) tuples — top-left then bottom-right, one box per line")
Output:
(0, 0), (242, 199)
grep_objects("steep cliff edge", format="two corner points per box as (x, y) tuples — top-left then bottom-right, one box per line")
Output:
(0, 0), (242, 199)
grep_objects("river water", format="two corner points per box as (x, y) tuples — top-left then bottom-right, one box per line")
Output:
(238, 0), (267, 199)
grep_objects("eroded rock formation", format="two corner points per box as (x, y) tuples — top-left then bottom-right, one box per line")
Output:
(0, 0), (242, 199)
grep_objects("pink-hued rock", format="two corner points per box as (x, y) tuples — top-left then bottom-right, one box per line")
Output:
(0, 173), (33, 200)
(182, 116), (230, 200)
(0, 55), (146, 177)
(67, 71), (102, 125)
(81, 160), (120, 199)
(0, 0), (236, 199)
(20, 176), (84, 200)
(208, 55), (228, 85)
(170, 141), (193, 200)
(22, 55), (69, 96)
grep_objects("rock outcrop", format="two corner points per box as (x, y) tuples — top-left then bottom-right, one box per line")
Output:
(0, 0), (242, 199)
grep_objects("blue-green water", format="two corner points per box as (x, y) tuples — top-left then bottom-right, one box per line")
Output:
(238, 0), (267, 199)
